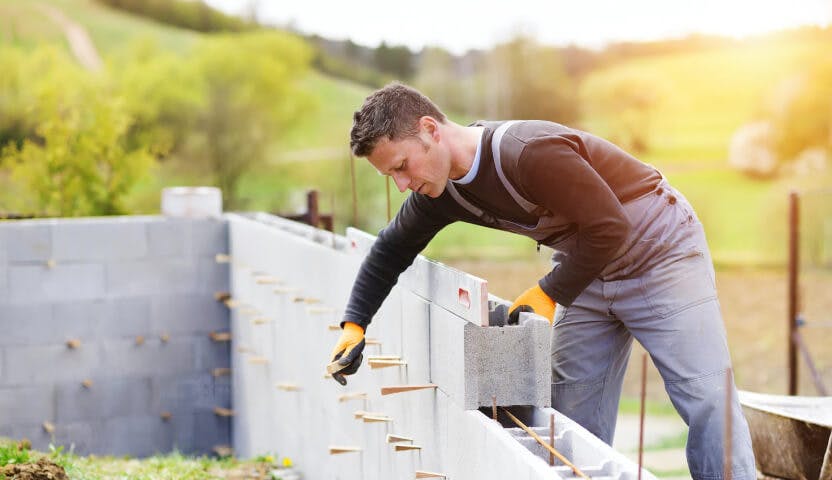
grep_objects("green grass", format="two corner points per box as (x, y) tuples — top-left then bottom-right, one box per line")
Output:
(0, 0), (197, 56)
(618, 397), (679, 417)
(1, 439), (294, 480)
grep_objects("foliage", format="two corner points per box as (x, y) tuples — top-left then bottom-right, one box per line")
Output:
(0, 46), (154, 216)
(95, 0), (254, 33)
(487, 36), (580, 123)
(180, 31), (315, 209)
(373, 41), (414, 80)
(580, 68), (665, 153)
(0, 46), (36, 149)
(768, 60), (832, 162)
(0, 440), (31, 466)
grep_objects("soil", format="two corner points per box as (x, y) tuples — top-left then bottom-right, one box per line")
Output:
(0, 457), (68, 480)
(447, 260), (832, 401)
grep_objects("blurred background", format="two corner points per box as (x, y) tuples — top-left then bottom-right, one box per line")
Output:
(0, 0), (830, 474)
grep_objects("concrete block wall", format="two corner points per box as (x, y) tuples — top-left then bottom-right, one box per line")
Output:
(0, 216), (230, 456)
(228, 213), (657, 480)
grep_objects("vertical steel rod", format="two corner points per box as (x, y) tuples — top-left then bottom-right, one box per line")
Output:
(549, 413), (555, 466)
(788, 190), (799, 395)
(724, 367), (733, 480)
(491, 395), (497, 422)
(349, 151), (358, 227)
(638, 352), (647, 480)
(386, 176), (392, 223)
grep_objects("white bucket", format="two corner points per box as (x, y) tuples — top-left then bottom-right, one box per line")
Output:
(161, 186), (223, 218)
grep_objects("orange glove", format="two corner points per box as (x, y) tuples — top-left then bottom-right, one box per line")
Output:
(327, 322), (365, 385)
(509, 284), (556, 324)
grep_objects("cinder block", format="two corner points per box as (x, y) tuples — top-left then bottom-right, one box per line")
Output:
(7, 264), (105, 303)
(2, 222), (51, 262)
(195, 258), (229, 293)
(2, 344), (99, 385)
(99, 415), (175, 457)
(106, 259), (197, 297)
(153, 373), (221, 413)
(469, 314), (551, 409)
(188, 218), (228, 256)
(191, 409), (231, 453)
(55, 377), (153, 422)
(53, 421), (98, 455)
(52, 218), (148, 261)
(150, 295), (228, 334)
(0, 303), (53, 346)
(98, 297), (152, 338)
(194, 337), (229, 371)
(51, 300), (107, 340)
(0, 385), (55, 424)
(146, 219), (187, 257)
(430, 306), (551, 409)
(100, 338), (195, 378)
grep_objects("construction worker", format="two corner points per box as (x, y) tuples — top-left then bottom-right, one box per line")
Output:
(328, 83), (755, 479)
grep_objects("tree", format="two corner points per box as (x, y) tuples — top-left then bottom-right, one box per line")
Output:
(1, 47), (153, 216)
(769, 60), (832, 162)
(580, 69), (665, 154)
(486, 36), (580, 124)
(183, 31), (314, 208)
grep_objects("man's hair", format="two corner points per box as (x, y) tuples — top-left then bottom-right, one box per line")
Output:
(350, 83), (447, 157)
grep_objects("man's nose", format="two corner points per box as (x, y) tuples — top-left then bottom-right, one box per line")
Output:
(392, 172), (409, 193)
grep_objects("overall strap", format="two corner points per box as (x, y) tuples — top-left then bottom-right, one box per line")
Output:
(491, 121), (540, 214)
(445, 181), (491, 221)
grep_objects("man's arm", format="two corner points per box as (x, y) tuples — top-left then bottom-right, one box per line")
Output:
(517, 137), (632, 307)
(343, 194), (453, 329)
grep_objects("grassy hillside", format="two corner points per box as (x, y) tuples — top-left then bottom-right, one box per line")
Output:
(580, 37), (830, 266)
(2, 0), (828, 265)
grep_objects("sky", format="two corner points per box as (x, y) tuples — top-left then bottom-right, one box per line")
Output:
(204, 0), (832, 54)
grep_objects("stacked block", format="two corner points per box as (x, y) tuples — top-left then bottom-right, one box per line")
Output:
(0, 216), (230, 456)
(228, 214), (656, 480)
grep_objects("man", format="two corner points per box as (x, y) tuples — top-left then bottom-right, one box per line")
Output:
(328, 83), (755, 479)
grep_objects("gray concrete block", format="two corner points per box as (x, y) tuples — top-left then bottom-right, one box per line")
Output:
(196, 258), (229, 293)
(154, 373), (221, 413)
(191, 409), (231, 453)
(2, 344), (100, 385)
(3, 222), (51, 262)
(55, 377), (154, 422)
(0, 303), (54, 346)
(188, 219), (228, 256)
(52, 218), (148, 261)
(150, 295), (228, 334)
(101, 338), (195, 378)
(7, 263), (105, 303)
(99, 415), (175, 457)
(194, 337), (229, 371)
(0, 385), (55, 424)
(98, 297), (152, 338)
(146, 219), (187, 257)
(51, 300), (107, 340)
(53, 421), (98, 455)
(106, 259), (197, 297)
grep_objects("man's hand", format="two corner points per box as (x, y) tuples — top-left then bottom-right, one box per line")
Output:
(328, 322), (366, 385)
(509, 284), (556, 325)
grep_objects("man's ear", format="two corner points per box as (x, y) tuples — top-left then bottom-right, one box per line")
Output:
(419, 116), (440, 141)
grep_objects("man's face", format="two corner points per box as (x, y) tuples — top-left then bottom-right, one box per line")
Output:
(367, 127), (449, 198)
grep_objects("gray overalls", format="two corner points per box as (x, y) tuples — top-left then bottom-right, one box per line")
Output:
(446, 121), (756, 480)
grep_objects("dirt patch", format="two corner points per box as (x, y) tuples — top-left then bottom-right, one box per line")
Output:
(0, 457), (68, 480)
